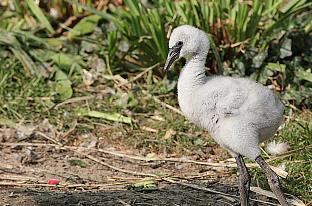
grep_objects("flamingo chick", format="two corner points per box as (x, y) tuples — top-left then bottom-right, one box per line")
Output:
(164, 25), (288, 206)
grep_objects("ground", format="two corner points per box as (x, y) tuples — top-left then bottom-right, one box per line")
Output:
(0, 140), (284, 206)
(0, 98), (310, 206)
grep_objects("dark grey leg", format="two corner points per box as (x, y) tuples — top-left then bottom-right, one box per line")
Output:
(255, 156), (289, 206)
(235, 155), (250, 206)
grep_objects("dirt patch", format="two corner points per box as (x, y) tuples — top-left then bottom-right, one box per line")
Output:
(0, 144), (280, 206)
(0, 123), (281, 206)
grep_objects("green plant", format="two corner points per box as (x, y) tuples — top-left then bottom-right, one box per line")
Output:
(155, 0), (312, 107)
(1, 0), (311, 108)
(107, 0), (168, 67)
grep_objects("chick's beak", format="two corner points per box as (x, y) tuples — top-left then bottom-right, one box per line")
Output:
(163, 45), (182, 72)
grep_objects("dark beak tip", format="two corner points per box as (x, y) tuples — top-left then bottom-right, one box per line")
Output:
(163, 58), (171, 72)
(163, 44), (182, 73)
(163, 64), (169, 72)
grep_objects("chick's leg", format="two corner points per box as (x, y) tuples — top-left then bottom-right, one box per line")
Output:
(235, 155), (251, 206)
(255, 156), (289, 206)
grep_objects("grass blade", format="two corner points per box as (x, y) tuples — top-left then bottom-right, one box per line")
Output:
(77, 109), (132, 124)
(25, 0), (55, 33)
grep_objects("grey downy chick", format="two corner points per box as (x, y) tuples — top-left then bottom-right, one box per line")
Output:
(164, 25), (288, 206)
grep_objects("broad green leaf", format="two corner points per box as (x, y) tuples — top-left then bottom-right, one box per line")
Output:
(266, 63), (286, 73)
(77, 109), (132, 124)
(295, 68), (312, 82)
(45, 38), (65, 47)
(51, 53), (84, 71)
(68, 15), (102, 38)
(25, 0), (55, 33)
(54, 69), (73, 101)
(127, 179), (158, 191)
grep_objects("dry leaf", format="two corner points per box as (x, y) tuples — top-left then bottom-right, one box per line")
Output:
(82, 69), (95, 86)
(162, 129), (176, 140)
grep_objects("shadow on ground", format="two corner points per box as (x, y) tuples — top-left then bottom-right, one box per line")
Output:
(1, 184), (278, 206)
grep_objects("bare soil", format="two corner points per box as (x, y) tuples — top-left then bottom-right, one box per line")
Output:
(0, 148), (280, 206)
(0, 128), (279, 206)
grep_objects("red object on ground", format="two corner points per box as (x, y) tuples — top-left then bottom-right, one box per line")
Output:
(47, 179), (60, 185)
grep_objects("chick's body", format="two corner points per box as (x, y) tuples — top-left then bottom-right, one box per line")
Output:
(178, 66), (284, 159)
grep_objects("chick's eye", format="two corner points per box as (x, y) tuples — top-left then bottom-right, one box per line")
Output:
(177, 41), (183, 46)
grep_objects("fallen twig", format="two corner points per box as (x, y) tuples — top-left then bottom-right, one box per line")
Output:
(117, 63), (161, 87)
(104, 55), (130, 92)
(151, 95), (183, 115)
(34, 131), (62, 145)
(141, 90), (183, 115)
(54, 96), (95, 109)
(0, 142), (288, 178)
(4, 142), (156, 178)
(74, 150), (159, 178)
(163, 177), (280, 206)
(0, 181), (128, 189)
(0, 174), (37, 182)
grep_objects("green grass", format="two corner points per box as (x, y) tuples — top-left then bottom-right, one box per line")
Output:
(251, 112), (312, 203)
(0, 56), (49, 119)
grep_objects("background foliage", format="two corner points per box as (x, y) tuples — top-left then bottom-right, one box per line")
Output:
(1, 0), (311, 115)
(0, 0), (311, 111)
